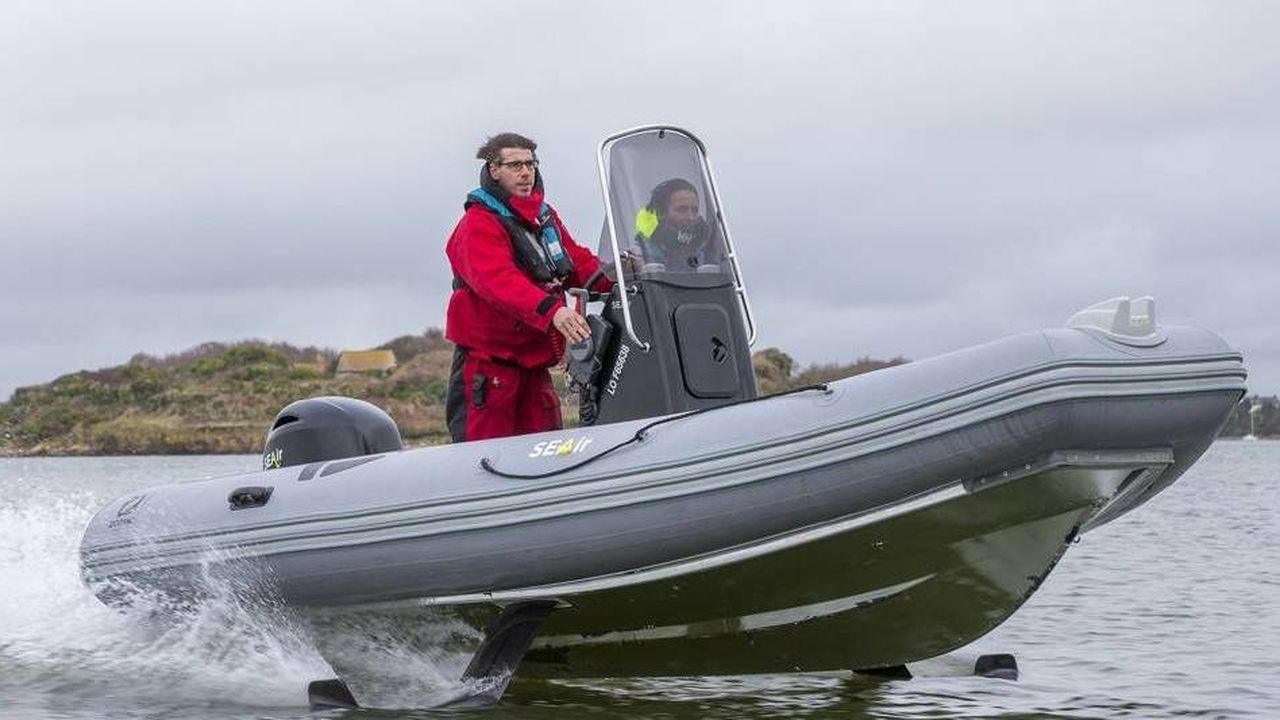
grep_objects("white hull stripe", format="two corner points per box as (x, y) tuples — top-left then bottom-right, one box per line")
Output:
(340, 486), (965, 612)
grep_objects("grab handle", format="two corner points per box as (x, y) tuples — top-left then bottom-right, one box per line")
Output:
(228, 486), (273, 510)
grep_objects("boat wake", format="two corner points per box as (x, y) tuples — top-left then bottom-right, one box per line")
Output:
(0, 477), (473, 712)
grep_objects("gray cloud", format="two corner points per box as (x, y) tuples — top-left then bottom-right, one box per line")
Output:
(3, 1), (1277, 400)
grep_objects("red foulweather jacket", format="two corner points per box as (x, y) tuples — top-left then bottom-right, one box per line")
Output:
(445, 189), (610, 369)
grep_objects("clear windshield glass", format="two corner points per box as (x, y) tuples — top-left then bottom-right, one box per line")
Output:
(599, 129), (728, 275)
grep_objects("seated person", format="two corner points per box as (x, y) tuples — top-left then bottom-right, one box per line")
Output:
(632, 178), (712, 271)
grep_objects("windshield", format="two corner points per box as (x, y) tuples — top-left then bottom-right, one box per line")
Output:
(598, 129), (728, 275)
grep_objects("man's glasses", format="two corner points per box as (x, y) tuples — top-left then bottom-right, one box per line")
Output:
(495, 159), (539, 171)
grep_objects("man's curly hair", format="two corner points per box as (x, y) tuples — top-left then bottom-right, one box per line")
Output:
(476, 132), (537, 164)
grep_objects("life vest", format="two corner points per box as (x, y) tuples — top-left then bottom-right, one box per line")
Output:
(633, 207), (710, 270)
(466, 187), (575, 285)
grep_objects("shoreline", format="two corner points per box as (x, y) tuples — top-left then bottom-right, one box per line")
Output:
(4, 434), (1272, 460)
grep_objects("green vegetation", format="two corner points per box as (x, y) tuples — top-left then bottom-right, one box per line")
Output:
(752, 347), (906, 395)
(0, 330), (905, 456)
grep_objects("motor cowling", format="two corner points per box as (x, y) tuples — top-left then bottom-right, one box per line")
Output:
(262, 396), (402, 470)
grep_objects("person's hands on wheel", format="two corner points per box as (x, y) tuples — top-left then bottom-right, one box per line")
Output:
(553, 306), (591, 344)
(623, 249), (643, 274)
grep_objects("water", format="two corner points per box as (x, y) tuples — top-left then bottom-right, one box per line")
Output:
(1, 443), (1276, 719)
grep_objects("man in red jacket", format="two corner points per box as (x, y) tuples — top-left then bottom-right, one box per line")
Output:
(444, 132), (612, 442)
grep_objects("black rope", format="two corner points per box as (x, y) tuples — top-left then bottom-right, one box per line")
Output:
(479, 383), (832, 480)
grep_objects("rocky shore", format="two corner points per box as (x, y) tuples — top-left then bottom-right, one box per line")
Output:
(0, 330), (904, 456)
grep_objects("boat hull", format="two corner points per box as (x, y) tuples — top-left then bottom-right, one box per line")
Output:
(79, 324), (1245, 676)
(517, 458), (1149, 675)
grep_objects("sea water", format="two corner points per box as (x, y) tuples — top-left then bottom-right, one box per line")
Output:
(0, 442), (1276, 719)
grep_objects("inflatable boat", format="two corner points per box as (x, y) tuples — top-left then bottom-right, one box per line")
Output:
(80, 127), (1246, 705)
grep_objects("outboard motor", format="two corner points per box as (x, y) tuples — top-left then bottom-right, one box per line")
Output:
(569, 126), (758, 425)
(261, 396), (403, 470)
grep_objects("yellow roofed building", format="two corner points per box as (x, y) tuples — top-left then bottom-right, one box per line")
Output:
(336, 349), (397, 374)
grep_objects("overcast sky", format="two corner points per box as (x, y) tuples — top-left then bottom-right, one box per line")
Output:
(2, 1), (1277, 402)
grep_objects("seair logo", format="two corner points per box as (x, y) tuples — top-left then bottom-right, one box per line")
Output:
(528, 436), (594, 458)
(263, 447), (284, 470)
